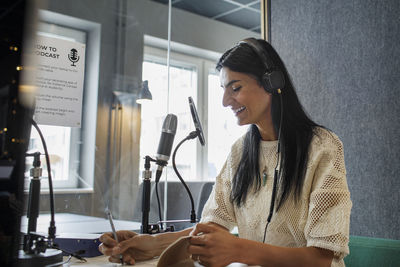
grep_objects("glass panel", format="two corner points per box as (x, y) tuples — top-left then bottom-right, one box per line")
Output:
(4, 3), (260, 261)
(140, 60), (197, 181)
(26, 125), (71, 182)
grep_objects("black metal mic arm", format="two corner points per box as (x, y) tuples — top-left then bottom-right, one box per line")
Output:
(171, 131), (198, 224)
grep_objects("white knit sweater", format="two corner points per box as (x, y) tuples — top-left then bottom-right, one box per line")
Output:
(201, 127), (352, 267)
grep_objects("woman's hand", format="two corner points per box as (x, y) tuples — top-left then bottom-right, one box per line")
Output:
(188, 223), (240, 267)
(99, 230), (157, 265)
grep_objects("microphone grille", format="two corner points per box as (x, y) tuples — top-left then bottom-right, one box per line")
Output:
(162, 114), (177, 134)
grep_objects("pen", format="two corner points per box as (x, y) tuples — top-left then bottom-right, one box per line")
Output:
(106, 209), (124, 265)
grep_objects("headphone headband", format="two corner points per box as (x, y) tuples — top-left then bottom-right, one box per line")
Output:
(239, 38), (285, 94)
(240, 38), (274, 70)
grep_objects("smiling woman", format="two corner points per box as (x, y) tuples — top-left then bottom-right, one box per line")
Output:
(196, 38), (351, 267)
(99, 38), (352, 267)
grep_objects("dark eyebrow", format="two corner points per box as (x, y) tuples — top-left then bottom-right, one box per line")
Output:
(222, 79), (241, 89)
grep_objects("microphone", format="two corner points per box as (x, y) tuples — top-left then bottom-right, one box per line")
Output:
(155, 114), (177, 182)
(188, 97), (206, 146)
(68, 48), (80, 66)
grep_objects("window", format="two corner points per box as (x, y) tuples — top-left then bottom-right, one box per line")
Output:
(140, 47), (198, 181)
(26, 124), (78, 188)
(140, 46), (247, 181)
(25, 10), (100, 190)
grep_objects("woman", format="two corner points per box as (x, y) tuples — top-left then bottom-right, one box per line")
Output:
(99, 38), (352, 267)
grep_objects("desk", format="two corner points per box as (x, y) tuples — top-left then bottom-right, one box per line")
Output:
(21, 213), (141, 234)
(66, 255), (249, 267)
(67, 255), (158, 266)
(21, 213), (247, 266)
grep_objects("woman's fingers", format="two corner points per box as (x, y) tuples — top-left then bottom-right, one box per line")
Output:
(188, 235), (210, 256)
(112, 235), (140, 254)
(190, 222), (216, 236)
(108, 252), (136, 265)
(190, 234), (207, 245)
(188, 243), (207, 256)
(123, 254), (136, 265)
(99, 232), (117, 246)
(99, 243), (114, 256)
(108, 255), (122, 263)
(119, 230), (137, 240)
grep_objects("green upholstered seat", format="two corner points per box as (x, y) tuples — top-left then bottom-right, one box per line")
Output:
(344, 235), (400, 267)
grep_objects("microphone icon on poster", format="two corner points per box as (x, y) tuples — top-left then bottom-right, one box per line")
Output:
(68, 48), (80, 66)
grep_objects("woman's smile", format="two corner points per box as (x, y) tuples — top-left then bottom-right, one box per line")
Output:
(233, 106), (246, 116)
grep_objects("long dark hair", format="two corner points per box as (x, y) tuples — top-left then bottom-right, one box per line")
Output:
(216, 39), (320, 210)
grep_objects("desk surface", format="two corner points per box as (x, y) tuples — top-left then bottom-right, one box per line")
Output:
(67, 255), (158, 266)
(67, 255), (249, 267)
(21, 213), (246, 266)
(21, 213), (141, 234)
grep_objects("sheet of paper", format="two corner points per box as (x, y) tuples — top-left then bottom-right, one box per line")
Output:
(33, 35), (86, 127)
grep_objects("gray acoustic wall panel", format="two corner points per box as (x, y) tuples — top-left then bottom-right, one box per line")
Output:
(271, 0), (399, 239)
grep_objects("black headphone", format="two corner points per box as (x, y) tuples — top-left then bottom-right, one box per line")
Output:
(240, 38), (285, 94)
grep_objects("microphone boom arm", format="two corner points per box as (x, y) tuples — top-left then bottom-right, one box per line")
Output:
(172, 131), (198, 223)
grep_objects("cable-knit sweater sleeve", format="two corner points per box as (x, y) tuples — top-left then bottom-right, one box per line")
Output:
(304, 130), (352, 260)
(199, 138), (243, 231)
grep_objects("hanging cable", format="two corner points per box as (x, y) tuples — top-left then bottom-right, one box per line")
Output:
(155, 181), (163, 229)
(263, 92), (283, 243)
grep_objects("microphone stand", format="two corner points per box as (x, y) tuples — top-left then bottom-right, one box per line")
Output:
(17, 120), (63, 267)
(140, 131), (199, 234)
(140, 156), (174, 234)
(18, 152), (62, 267)
(141, 156), (153, 234)
(26, 152), (42, 238)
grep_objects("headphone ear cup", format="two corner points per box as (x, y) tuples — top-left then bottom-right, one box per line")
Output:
(262, 70), (285, 93)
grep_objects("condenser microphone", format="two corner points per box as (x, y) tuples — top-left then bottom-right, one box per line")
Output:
(155, 114), (177, 182)
(188, 97), (206, 146)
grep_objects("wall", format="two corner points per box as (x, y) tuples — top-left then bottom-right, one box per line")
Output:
(30, 0), (258, 220)
(271, 0), (400, 239)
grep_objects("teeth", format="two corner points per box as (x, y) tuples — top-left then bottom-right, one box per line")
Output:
(234, 106), (246, 113)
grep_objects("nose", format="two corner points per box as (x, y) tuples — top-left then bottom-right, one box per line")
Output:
(222, 89), (231, 107)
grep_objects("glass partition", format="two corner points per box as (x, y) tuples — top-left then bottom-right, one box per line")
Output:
(17, 0), (260, 242)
